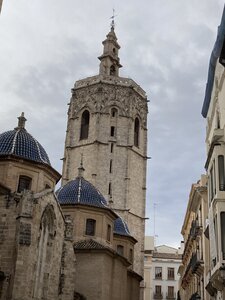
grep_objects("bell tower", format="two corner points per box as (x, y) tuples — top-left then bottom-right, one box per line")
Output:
(62, 25), (148, 277)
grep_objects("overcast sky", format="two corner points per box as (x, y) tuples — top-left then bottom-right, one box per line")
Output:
(0, 0), (224, 247)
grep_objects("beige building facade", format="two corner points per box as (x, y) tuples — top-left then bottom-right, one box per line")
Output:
(178, 176), (210, 300)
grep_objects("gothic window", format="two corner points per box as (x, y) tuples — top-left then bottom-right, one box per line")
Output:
(134, 117), (140, 147)
(110, 126), (115, 137)
(17, 175), (32, 193)
(107, 224), (111, 241)
(110, 143), (114, 153)
(218, 155), (225, 191)
(110, 65), (116, 76)
(80, 110), (90, 140)
(117, 245), (124, 256)
(111, 108), (118, 117)
(108, 182), (112, 195)
(109, 159), (113, 173)
(85, 219), (96, 236)
(33, 205), (56, 299)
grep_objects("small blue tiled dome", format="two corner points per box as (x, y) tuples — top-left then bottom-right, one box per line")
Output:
(56, 177), (108, 208)
(114, 216), (131, 236)
(0, 113), (50, 165)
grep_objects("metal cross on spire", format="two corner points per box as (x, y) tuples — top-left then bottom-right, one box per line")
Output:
(110, 8), (117, 29)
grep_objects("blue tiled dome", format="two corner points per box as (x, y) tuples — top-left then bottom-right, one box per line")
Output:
(56, 177), (108, 208)
(114, 216), (131, 236)
(0, 114), (50, 165)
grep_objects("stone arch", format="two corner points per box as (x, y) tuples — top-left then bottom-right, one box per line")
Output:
(33, 205), (56, 299)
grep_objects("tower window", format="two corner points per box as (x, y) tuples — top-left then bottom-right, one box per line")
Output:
(109, 159), (113, 173)
(85, 219), (96, 236)
(17, 175), (32, 193)
(111, 108), (118, 117)
(129, 249), (133, 262)
(134, 118), (140, 147)
(117, 245), (124, 256)
(110, 65), (116, 76)
(110, 143), (114, 153)
(80, 110), (90, 140)
(110, 126), (115, 137)
(108, 182), (112, 195)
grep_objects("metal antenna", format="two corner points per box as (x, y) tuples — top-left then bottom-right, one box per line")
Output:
(110, 8), (117, 29)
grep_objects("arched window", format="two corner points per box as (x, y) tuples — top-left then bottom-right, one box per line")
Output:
(134, 118), (140, 147)
(111, 108), (118, 117)
(33, 205), (56, 298)
(80, 110), (90, 140)
(17, 175), (32, 193)
(110, 65), (116, 76)
(85, 219), (96, 236)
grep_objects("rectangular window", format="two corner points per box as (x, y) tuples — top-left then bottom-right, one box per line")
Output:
(219, 155), (225, 191)
(167, 286), (174, 297)
(85, 219), (96, 236)
(110, 143), (114, 153)
(107, 224), (111, 241)
(221, 212), (225, 260)
(155, 267), (162, 279)
(167, 267), (175, 280)
(109, 160), (112, 173)
(108, 182), (112, 195)
(117, 245), (124, 256)
(210, 166), (214, 201)
(110, 126), (115, 137)
(155, 285), (162, 296)
(129, 249), (133, 262)
(17, 176), (32, 193)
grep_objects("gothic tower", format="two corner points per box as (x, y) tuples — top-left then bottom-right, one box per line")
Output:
(62, 25), (148, 277)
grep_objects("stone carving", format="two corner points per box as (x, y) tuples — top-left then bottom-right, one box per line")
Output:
(70, 82), (148, 125)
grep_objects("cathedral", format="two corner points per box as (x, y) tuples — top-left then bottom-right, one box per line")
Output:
(0, 24), (148, 300)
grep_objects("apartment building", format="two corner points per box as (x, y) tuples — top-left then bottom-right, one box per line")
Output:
(178, 176), (210, 300)
(144, 237), (182, 300)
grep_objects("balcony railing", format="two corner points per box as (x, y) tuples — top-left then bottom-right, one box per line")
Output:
(190, 220), (202, 239)
(154, 293), (163, 299)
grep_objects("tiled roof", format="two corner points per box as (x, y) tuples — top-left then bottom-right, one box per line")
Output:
(56, 177), (108, 208)
(114, 216), (131, 236)
(0, 129), (50, 165)
(74, 239), (108, 250)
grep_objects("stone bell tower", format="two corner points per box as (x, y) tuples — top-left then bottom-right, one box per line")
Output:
(62, 24), (148, 277)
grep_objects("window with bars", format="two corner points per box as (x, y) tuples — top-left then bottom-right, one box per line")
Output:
(167, 268), (175, 280)
(155, 267), (162, 279)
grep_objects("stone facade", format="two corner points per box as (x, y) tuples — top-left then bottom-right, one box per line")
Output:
(0, 25), (146, 300)
(62, 26), (148, 277)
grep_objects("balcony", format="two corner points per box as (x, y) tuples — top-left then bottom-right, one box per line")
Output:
(191, 252), (203, 275)
(190, 220), (202, 240)
(166, 293), (176, 299)
(154, 293), (163, 299)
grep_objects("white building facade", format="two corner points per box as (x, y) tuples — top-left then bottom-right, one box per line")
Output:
(144, 237), (182, 300)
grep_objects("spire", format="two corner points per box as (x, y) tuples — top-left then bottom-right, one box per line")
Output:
(98, 13), (122, 77)
(78, 153), (85, 177)
(16, 112), (27, 129)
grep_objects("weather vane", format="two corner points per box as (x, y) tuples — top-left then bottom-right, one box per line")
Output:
(110, 8), (117, 29)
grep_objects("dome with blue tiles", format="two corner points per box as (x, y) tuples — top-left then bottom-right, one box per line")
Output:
(56, 177), (108, 208)
(0, 113), (51, 165)
(114, 216), (131, 236)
